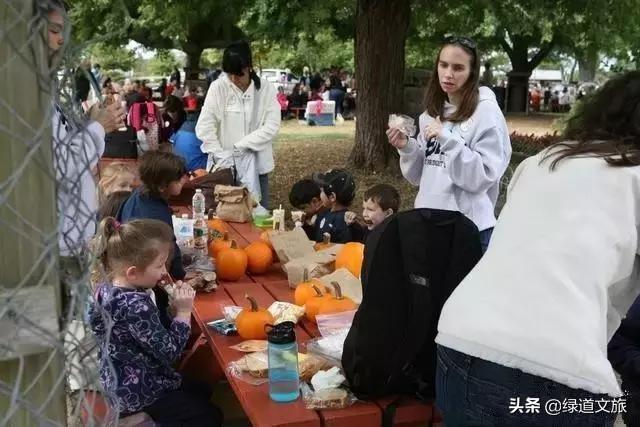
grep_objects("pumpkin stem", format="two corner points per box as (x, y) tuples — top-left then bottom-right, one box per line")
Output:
(322, 233), (331, 245)
(245, 294), (259, 311)
(230, 240), (238, 249)
(330, 281), (343, 299)
(303, 269), (308, 282)
(311, 284), (323, 297)
(208, 209), (215, 220)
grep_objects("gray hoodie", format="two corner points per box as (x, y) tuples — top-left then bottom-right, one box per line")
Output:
(398, 86), (511, 231)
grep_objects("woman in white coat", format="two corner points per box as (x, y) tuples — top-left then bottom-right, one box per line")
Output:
(196, 41), (281, 210)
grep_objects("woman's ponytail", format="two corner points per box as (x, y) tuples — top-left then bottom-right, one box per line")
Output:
(250, 69), (261, 90)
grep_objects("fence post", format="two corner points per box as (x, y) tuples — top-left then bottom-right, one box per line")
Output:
(0, 0), (66, 424)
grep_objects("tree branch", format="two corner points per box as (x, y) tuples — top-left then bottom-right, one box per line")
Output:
(529, 33), (557, 69)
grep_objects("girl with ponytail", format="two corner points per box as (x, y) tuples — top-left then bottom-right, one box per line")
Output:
(195, 40), (281, 211)
(89, 217), (223, 425)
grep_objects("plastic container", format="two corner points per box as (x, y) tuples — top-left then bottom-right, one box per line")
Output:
(192, 189), (207, 256)
(267, 322), (300, 402)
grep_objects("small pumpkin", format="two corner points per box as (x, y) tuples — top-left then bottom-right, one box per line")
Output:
(304, 285), (332, 323)
(209, 232), (232, 258)
(294, 270), (327, 306)
(216, 241), (248, 281)
(318, 282), (358, 316)
(235, 295), (274, 340)
(207, 209), (229, 241)
(335, 242), (365, 278)
(244, 241), (274, 274)
(314, 233), (334, 251)
(259, 230), (278, 260)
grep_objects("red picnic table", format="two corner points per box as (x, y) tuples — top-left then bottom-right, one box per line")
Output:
(181, 220), (438, 427)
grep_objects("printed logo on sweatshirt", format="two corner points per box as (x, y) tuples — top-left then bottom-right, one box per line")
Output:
(424, 137), (446, 168)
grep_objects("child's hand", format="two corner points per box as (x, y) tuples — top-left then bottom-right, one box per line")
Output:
(344, 211), (357, 225)
(173, 284), (196, 318)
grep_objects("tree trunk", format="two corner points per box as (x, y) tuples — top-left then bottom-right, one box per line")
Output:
(569, 58), (578, 83)
(577, 46), (598, 82)
(349, 0), (411, 172)
(184, 47), (203, 80)
(505, 38), (531, 113)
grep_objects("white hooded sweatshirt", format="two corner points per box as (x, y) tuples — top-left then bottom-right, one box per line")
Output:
(195, 74), (280, 200)
(398, 86), (511, 231)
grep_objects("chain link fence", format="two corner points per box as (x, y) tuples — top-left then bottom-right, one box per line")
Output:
(1, 1), (132, 425)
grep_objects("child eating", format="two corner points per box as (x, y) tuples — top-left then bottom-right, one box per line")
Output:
(288, 178), (327, 240)
(345, 184), (400, 242)
(311, 169), (356, 243)
(89, 217), (222, 425)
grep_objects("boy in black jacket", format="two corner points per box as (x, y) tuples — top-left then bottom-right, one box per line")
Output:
(311, 169), (356, 244)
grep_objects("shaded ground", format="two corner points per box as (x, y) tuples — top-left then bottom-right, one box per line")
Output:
(268, 114), (559, 214)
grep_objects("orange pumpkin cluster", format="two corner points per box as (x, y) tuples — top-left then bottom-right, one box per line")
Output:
(208, 218), (275, 282)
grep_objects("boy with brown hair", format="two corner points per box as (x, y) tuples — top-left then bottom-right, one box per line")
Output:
(345, 183), (401, 242)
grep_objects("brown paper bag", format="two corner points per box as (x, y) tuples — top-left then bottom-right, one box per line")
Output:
(284, 245), (343, 288)
(214, 185), (254, 223)
(317, 268), (362, 304)
(268, 228), (316, 265)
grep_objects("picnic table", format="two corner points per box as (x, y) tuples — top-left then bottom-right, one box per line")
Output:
(181, 220), (438, 427)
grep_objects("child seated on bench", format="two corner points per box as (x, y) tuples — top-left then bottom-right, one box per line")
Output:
(89, 217), (223, 426)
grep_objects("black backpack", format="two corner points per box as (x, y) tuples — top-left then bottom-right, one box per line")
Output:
(103, 126), (138, 159)
(342, 209), (482, 402)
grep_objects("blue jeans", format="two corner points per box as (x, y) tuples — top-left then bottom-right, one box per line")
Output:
(436, 345), (617, 426)
(259, 173), (269, 210)
(329, 89), (345, 117)
(479, 227), (493, 253)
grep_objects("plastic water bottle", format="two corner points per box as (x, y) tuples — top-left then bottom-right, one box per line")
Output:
(267, 322), (300, 402)
(192, 189), (207, 256)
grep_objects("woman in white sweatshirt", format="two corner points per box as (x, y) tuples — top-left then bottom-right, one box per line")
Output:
(435, 72), (640, 426)
(195, 41), (281, 209)
(387, 36), (511, 252)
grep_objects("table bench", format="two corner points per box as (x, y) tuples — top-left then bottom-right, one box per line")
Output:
(184, 221), (439, 426)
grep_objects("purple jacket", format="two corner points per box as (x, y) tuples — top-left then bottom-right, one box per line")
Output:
(89, 284), (190, 413)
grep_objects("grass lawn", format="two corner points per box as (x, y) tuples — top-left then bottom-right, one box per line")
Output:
(268, 114), (558, 215)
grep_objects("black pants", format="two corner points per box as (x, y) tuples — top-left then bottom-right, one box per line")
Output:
(143, 379), (223, 426)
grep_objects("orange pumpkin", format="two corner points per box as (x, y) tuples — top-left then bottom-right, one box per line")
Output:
(314, 233), (334, 251)
(235, 295), (274, 340)
(260, 230), (278, 260)
(294, 270), (327, 306)
(304, 285), (332, 323)
(244, 241), (274, 274)
(207, 209), (229, 241)
(335, 242), (365, 278)
(209, 232), (232, 258)
(216, 241), (248, 281)
(318, 282), (358, 316)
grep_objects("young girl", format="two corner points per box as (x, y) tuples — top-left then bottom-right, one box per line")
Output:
(387, 36), (511, 252)
(117, 151), (188, 280)
(434, 71), (640, 426)
(90, 217), (222, 425)
(98, 162), (136, 203)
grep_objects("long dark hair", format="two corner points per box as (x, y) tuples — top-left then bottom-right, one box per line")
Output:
(544, 71), (640, 170)
(423, 36), (481, 123)
(222, 40), (261, 90)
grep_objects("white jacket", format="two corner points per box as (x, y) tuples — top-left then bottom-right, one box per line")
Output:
(195, 74), (281, 175)
(398, 87), (511, 231)
(436, 149), (640, 397)
(52, 104), (105, 257)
